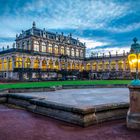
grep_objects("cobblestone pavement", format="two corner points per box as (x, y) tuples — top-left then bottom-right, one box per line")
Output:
(0, 105), (139, 140)
(15, 88), (129, 106)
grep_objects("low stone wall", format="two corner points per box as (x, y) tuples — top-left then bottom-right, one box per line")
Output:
(8, 87), (57, 93)
(3, 93), (129, 127)
(62, 84), (128, 89)
(0, 85), (127, 94)
(0, 94), (7, 103)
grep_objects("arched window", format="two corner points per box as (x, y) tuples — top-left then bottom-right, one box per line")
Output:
(67, 62), (71, 70)
(48, 59), (53, 69)
(25, 58), (31, 68)
(86, 63), (91, 71)
(34, 41), (39, 51)
(0, 59), (2, 71)
(75, 63), (79, 70)
(54, 60), (59, 70)
(72, 62), (75, 69)
(104, 62), (109, 70)
(42, 42), (46, 52)
(118, 61), (123, 70)
(9, 58), (12, 71)
(61, 61), (65, 69)
(111, 61), (116, 70)
(15, 57), (22, 68)
(42, 59), (47, 70)
(98, 62), (103, 71)
(92, 63), (97, 71)
(34, 58), (39, 69)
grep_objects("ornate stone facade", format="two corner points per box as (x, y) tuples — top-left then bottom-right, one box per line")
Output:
(0, 22), (131, 81)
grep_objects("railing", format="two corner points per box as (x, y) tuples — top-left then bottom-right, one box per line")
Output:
(86, 52), (130, 60)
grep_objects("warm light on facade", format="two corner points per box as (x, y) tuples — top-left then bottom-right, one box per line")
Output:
(128, 53), (139, 73)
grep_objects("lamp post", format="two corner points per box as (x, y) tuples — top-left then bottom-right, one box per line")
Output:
(127, 38), (140, 129)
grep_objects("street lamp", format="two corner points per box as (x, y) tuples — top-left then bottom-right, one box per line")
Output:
(127, 38), (140, 129)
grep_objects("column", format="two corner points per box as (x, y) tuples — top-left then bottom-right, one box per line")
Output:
(123, 59), (126, 71)
(116, 60), (118, 71)
(52, 44), (55, 54)
(108, 60), (111, 72)
(39, 40), (42, 52)
(22, 57), (25, 68)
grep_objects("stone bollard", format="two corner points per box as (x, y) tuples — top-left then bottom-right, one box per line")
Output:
(127, 85), (140, 129)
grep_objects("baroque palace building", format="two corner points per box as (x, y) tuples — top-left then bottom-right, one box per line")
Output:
(0, 22), (132, 81)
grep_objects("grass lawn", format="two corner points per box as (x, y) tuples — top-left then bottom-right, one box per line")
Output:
(0, 80), (131, 90)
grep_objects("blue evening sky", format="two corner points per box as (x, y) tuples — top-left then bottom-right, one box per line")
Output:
(0, 0), (140, 56)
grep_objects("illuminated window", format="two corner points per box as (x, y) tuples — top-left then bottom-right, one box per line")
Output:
(76, 49), (79, 57)
(54, 45), (58, 54)
(48, 59), (53, 69)
(71, 48), (74, 56)
(118, 61), (123, 70)
(9, 58), (12, 70)
(66, 48), (70, 56)
(42, 59), (47, 70)
(61, 46), (64, 54)
(54, 61), (59, 70)
(24, 58), (31, 68)
(111, 61), (116, 70)
(86, 63), (91, 71)
(34, 41), (39, 51)
(42, 42), (46, 52)
(34, 58), (39, 69)
(48, 44), (52, 53)
(80, 50), (83, 57)
(93, 63), (97, 71)
(0, 59), (2, 71)
(15, 57), (22, 68)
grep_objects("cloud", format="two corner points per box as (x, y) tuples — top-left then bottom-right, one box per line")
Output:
(0, 0), (139, 54)
(107, 22), (140, 33)
(79, 38), (110, 49)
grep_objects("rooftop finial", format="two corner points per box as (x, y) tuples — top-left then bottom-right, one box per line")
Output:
(133, 37), (138, 43)
(32, 21), (36, 28)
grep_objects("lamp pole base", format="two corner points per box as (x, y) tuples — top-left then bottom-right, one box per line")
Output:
(127, 85), (140, 129)
(127, 110), (140, 129)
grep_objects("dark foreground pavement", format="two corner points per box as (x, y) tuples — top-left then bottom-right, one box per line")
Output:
(0, 105), (139, 140)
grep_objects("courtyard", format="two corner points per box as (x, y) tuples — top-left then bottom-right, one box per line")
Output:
(0, 105), (140, 140)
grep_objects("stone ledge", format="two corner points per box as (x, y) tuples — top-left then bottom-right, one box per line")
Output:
(0, 94), (8, 103)
(4, 94), (129, 127)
